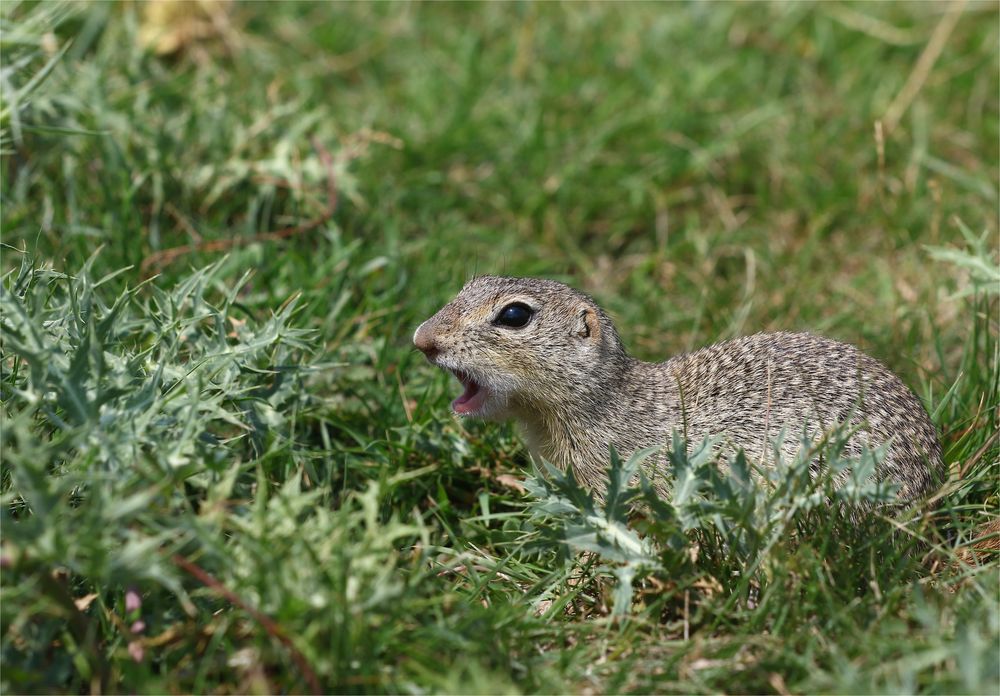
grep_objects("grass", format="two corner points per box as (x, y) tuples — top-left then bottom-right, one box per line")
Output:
(1, 1), (998, 693)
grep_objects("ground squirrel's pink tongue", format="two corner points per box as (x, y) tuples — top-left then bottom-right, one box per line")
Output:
(452, 372), (486, 415)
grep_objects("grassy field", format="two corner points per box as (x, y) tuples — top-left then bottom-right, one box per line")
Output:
(2, 1), (998, 693)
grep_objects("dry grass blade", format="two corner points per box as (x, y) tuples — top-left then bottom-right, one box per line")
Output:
(882, 0), (969, 134)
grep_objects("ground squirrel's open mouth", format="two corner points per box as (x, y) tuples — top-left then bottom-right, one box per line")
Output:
(451, 370), (488, 415)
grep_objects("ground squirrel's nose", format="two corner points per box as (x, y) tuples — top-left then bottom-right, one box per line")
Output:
(413, 321), (439, 360)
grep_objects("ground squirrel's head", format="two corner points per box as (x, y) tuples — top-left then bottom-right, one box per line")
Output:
(413, 276), (628, 419)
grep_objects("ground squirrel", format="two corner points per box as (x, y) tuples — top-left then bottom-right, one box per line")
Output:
(414, 276), (944, 502)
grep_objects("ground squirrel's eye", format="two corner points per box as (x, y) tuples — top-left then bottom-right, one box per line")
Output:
(494, 302), (533, 328)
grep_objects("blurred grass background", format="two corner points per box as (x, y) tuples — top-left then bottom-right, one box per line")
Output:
(1, 1), (998, 693)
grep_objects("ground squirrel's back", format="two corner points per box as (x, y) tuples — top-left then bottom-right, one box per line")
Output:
(657, 332), (942, 499)
(414, 276), (944, 502)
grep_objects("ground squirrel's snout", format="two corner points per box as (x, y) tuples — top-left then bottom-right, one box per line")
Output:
(413, 312), (499, 418)
(413, 321), (439, 361)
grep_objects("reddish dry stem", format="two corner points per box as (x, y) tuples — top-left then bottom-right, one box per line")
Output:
(141, 138), (339, 276)
(171, 554), (322, 695)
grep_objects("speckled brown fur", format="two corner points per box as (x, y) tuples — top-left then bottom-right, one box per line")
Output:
(414, 276), (943, 502)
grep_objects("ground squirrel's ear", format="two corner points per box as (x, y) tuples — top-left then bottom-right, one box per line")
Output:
(574, 307), (600, 341)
